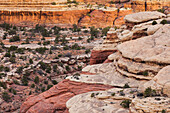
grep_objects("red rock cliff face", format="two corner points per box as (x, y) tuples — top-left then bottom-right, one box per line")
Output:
(89, 50), (116, 65)
(78, 10), (118, 28)
(0, 10), (90, 26)
(124, 0), (170, 12)
(20, 79), (113, 113)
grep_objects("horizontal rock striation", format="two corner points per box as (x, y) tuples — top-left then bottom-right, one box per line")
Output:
(21, 11), (170, 113)
(20, 79), (113, 113)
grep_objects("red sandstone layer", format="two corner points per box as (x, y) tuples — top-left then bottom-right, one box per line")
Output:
(20, 79), (113, 113)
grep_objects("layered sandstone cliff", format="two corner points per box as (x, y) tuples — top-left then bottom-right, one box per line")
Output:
(21, 11), (170, 113)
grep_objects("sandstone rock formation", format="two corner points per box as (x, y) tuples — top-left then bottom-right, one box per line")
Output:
(124, 11), (166, 23)
(21, 11), (170, 113)
(20, 79), (113, 113)
(78, 9), (118, 28)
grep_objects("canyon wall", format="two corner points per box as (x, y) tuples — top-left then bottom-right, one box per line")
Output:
(0, 0), (169, 27)
(0, 10), (90, 26)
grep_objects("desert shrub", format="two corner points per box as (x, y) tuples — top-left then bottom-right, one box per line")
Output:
(4, 52), (11, 57)
(52, 80), (58, 85)
(31, 84), (35, 88)
(34, 76), (39, 84)
(9, 57), (16, 63)
(90, 26), (99, 38)
(51, 2), (56, 5)
(91, 93), (95, 97)
(13, 79), (20, 85)
(35, 47), (48, 54)
(65, 66), (70, 71)
(160, 19), (167, 25)
(46, 66), (51, 73)
(0, 81), (7, 89)
(16, 66), (23, 74)
(152, 20), (157, 25)
(9, 35), (20, 42)
(21, 75), (28, 86)
(85, 49), (90, 54)
(2, 92), (11, 102)
(157, 9), (165, 13)
(143, 71), (148, 76)
(111, 93), (115, 96)
(123, 83), (130, 88)
(144, 87), (157, 97)
(102, 27), (110, 36)
(29, 58), (33, 64)
(0, 65), (4, 72)
(9, 46), (18, 51)
(120, 100), (131, 108)
(4, 67), (10, 72)
(9, 88), (17, 95)
(47, 85), (53, 90)
(162, 109), (166, 113)
(44, 80), (48, 84)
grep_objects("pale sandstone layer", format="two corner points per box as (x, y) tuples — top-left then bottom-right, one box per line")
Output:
(21, 11), (170, 113)
(66, 12), (170, 113)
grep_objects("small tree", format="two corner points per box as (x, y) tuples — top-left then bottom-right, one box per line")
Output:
(120, 100), (131, 108)
(34, 76), (39, 84)
(29, 58), (33, 64)
(2, 92), (11, 102)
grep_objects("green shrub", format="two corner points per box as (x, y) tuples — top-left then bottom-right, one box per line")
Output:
(4, 52), (11, 57)
(102, 27), (110, 36)
(41, 87), (46, 92)
(160, 19), (167, 25)
(0, 81), (7, 89)
(34, 76), (39, 84)
(120, 100), (131, 108)
(51, 2), (56, 5)
(144, 87), (156, 97)
(152, 20), (157, 25)
(143, 71), (148, 76)
(9, 57), (16, 63)
(162, 109), (166, 113)
(85, 49), (90, 54)
(31, 84), (35, 88)
(21, 75), (28, 86)
(4, 67), (10, 72)
(111, 93), (115, 96)
(123, 83), (130, 88)
(91, 93), (95, 97)
(52, 80), (58, 85)
(47, 85), (53, 90)
(2, 92), (11, 102)
(9, 88), (17, 95)
(13, 79), (20, 85)
(44, 80), (48, 84)
(29, 58), (33, 64)
(65, 66), (70, 71)
(16, 66), (23, 74)
(9, 35), (20, 42)
(157, 9), (165, 13)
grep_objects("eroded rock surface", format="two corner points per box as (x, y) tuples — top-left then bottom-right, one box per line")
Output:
(20, 79), (113, 113)
(124, 11), (166, 23)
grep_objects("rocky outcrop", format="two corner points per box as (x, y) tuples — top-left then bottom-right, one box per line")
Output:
(124, 11), (166, 23)
(89, 50), (116, 65)
(21, 11), (170, 113)
(20, 79), (113, 113)
(130, 97), (170, 113)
